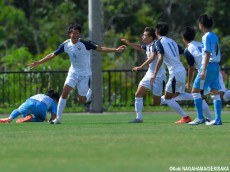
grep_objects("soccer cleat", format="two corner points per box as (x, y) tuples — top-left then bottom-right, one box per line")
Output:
(206, 120), (222, 125)
(84, 98), (92, 105)
(0, 118), (11, 123)
(175, 116), (191, 124)
(188, 118), (205, 125)
(16, 115), (32, 123)
(128, 118), (143, 123)
(50, 118), (61, 124)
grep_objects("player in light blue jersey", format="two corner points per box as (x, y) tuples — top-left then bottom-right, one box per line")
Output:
(189, 14), (222, 125)
(121, 27), (166, 123)
(0, 90), (60, 123)
(181, 26), (213, 121)
(28, 23), (126, 124)
(150, 22), (192, 124)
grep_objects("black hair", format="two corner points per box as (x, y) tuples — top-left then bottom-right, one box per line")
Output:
(46, 89), (60, 101)
(155, 22), (169, 36)
(181, 26), (196, 42)
(144, 27), (156, 39)
(199, 14), (213, 28)
(67, 23), (82, 35)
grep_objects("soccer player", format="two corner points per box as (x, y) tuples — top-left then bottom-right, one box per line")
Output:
(0, 90), (60, 123)
(121, 27), (166, 123)
(188, 14), (222, 125)
(28, 23), (126, 124)
(181, 26), (230, 121)
(150, 22), (192, 124)
(181, 26), (213, 121)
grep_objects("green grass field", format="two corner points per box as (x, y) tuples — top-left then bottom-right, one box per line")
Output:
(1, 112), (230, 172)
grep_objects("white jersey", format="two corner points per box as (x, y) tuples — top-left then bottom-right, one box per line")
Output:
(155, 36), (185, 74)
(141, 41), (166, 77)
(184, 41), (202, 72)
(54, 38), (98, 76)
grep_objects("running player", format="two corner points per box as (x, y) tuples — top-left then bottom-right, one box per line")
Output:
(150, 22), (191, 124)
(28, 23), (126, 124)
(121, 27), (166, 123)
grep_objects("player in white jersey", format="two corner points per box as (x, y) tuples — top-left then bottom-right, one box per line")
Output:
(150, 22), (192, 124)
(28, 23), (126, 124)
(181, 26), (214, 121)
(189, 14), (222, 125)
(0, 90), (60, 123)
(121, 27), (166, 123)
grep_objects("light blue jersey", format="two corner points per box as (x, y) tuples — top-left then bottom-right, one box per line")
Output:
(193, 32), (221, 90)
(202, 32), (221, 63)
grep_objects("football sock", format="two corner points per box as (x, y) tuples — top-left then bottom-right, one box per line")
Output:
(57, 98), (67, 119)
(212, 95), (222, 122)
(192, 93), (204, 120)
(202, 100), (213, 121)
(173, 92), (193, 101)
(164, 99), (188, 117)
(160, 96), (166, 105)
(223, 90), (230, 102)
(86, 88), (92, 102)
(135, 97), (143, 120)
(9, 109), (20, 120)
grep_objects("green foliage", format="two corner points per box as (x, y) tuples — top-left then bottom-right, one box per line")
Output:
(1, 47), (33, 70)
(1, 0), (230, 71)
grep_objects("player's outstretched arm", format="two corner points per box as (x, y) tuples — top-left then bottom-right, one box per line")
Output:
(28, 53), (56, 69)
(96, 45), (126, 53)
(120, 38), (142, 51)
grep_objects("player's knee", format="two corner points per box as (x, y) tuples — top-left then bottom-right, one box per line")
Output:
(211, 95), (221, 101)
(192, 93), (201, 99)
(78, 96), (86, 104)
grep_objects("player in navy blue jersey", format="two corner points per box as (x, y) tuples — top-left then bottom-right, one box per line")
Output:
(150, 22), (192, 124)
(121, 27), (166, 123)
(181, 26), (213, 121)
(28, 23), (126, 124)
(188, 14), (222, 125)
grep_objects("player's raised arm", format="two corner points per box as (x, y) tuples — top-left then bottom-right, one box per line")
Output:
(28, 53), (56, 69)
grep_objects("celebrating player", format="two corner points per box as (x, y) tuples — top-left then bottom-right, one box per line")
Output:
(121, 27), (166, 123)
(28, 23), (126, 124)
(150, 22), (192, 124)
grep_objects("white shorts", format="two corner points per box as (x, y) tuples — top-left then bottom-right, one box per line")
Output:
(165, 71), (186, 93)
(139, 74), (166, 96)
(64, 71), (91, 96)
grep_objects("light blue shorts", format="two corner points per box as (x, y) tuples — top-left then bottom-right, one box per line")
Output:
(18, 98), (48, 122)
(193, 62), (220, 91)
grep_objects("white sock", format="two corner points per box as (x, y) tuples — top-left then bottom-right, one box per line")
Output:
(135, 97), (143, 120)
(174, 92), (193, 101)
(57, 98), (67, 119)
(86, 88), (92, 102)
(160, 96), (166, 105)
(202, 100), (213, 121)
(223, 90), (230, 102)
(165, 99), (188, 117)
